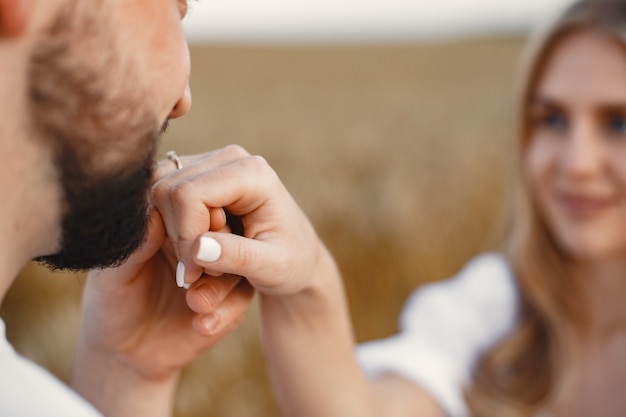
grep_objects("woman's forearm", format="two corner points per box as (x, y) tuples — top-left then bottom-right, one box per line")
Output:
(259, 245), (376, 417)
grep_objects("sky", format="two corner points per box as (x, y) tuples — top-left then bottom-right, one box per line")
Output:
(183, 0), (575, 43)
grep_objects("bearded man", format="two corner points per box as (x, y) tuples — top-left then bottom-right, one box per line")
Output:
(0, 1), (254, 415)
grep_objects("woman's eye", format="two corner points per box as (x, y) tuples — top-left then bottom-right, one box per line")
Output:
(606, 114), (626, 136)
(539, 111), (568, 131)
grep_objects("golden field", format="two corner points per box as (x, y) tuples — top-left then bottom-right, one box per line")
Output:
(2, 36), (525, 416)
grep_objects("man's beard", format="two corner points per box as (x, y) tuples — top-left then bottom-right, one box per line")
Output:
(29, 3), (162, 271)
(36, 147), (155, 271)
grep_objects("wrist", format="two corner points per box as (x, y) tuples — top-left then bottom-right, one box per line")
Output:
(71, 338), (180, 417)
(259, 241), (350, 332)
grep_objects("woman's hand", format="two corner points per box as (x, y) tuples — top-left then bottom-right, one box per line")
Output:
(150, 145), (325, 298)
(151, 146), (383, 417)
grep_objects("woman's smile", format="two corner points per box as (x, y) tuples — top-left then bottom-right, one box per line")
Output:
(555, 190), (616, 220)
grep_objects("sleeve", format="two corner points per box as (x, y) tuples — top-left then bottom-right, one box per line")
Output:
(356, 253), (519, 417)
(0, 319), (104, 417)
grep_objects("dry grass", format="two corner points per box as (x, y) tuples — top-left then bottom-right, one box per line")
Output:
(2, 37), (525, 417)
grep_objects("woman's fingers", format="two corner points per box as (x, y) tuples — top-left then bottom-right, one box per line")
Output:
(150, 145), (317, 294)
(191, 230), (317, 295)
(151, 146), (252, 286)
(153, 145), (252, 181)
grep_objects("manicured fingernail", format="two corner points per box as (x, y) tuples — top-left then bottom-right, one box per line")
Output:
(197, 237), (221, 262)
(176, 261), (186, 288)
(202, 314), (219, 333)
(183, 283), (191, 290)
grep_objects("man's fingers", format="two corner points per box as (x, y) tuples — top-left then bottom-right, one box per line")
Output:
(186, 274), (243, 314)
(191, 279), (254, 337)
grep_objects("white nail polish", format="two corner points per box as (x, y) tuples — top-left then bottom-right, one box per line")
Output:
(176, 261), (186, 288)
(183, 283), (191, 290)
(197, 237), (221, 262)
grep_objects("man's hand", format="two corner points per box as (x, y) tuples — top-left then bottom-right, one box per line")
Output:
(71, 151), (254, 417)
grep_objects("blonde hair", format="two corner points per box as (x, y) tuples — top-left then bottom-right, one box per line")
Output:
(467, 1), (626, 416)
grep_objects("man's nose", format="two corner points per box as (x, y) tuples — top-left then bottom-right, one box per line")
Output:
(169, 84), (192, 119)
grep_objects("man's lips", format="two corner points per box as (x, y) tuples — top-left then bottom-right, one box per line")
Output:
(556, 192), (615, 219)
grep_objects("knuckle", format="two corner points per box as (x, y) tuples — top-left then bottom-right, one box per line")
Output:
(242, 155), (275, 183)
(223, 144), (250, 158)
(169, 179), (195, 204)
(152, 162), (170, 181)
(199, 284), (220, 311)
(246, 154), (268, 169)
(254, 155), (279, 178)
(187, 289), (213, 313)
(152, 178), (197, 212)
(150, 178), (171, 206)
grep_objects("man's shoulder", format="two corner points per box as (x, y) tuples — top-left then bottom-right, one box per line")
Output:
(0, 319), (103, 417)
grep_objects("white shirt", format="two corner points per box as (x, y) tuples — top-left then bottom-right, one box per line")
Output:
(0, 318), (102, 417)
(357, 253), (519, 417)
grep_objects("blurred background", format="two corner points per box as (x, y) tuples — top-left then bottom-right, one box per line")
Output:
(2, 1), (572, 416)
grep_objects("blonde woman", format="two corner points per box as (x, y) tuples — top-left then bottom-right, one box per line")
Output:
(155, 0), (626, 416)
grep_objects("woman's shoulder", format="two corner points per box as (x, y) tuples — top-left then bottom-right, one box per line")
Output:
(358, 252), (519, 417)
(445, 252), (516, 302)
(399, 252), (518, 330)
(449, 252), (514, 290)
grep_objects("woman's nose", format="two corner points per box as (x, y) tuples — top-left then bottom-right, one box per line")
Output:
(559, 119), (603, 179)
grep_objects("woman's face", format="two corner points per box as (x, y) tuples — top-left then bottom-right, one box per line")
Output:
(525, 31), (626, 262)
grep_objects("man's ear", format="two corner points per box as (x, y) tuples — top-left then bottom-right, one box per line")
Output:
(0, 0), (29, 37)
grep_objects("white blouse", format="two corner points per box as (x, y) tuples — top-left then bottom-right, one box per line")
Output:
(357, 253), (519, 417)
